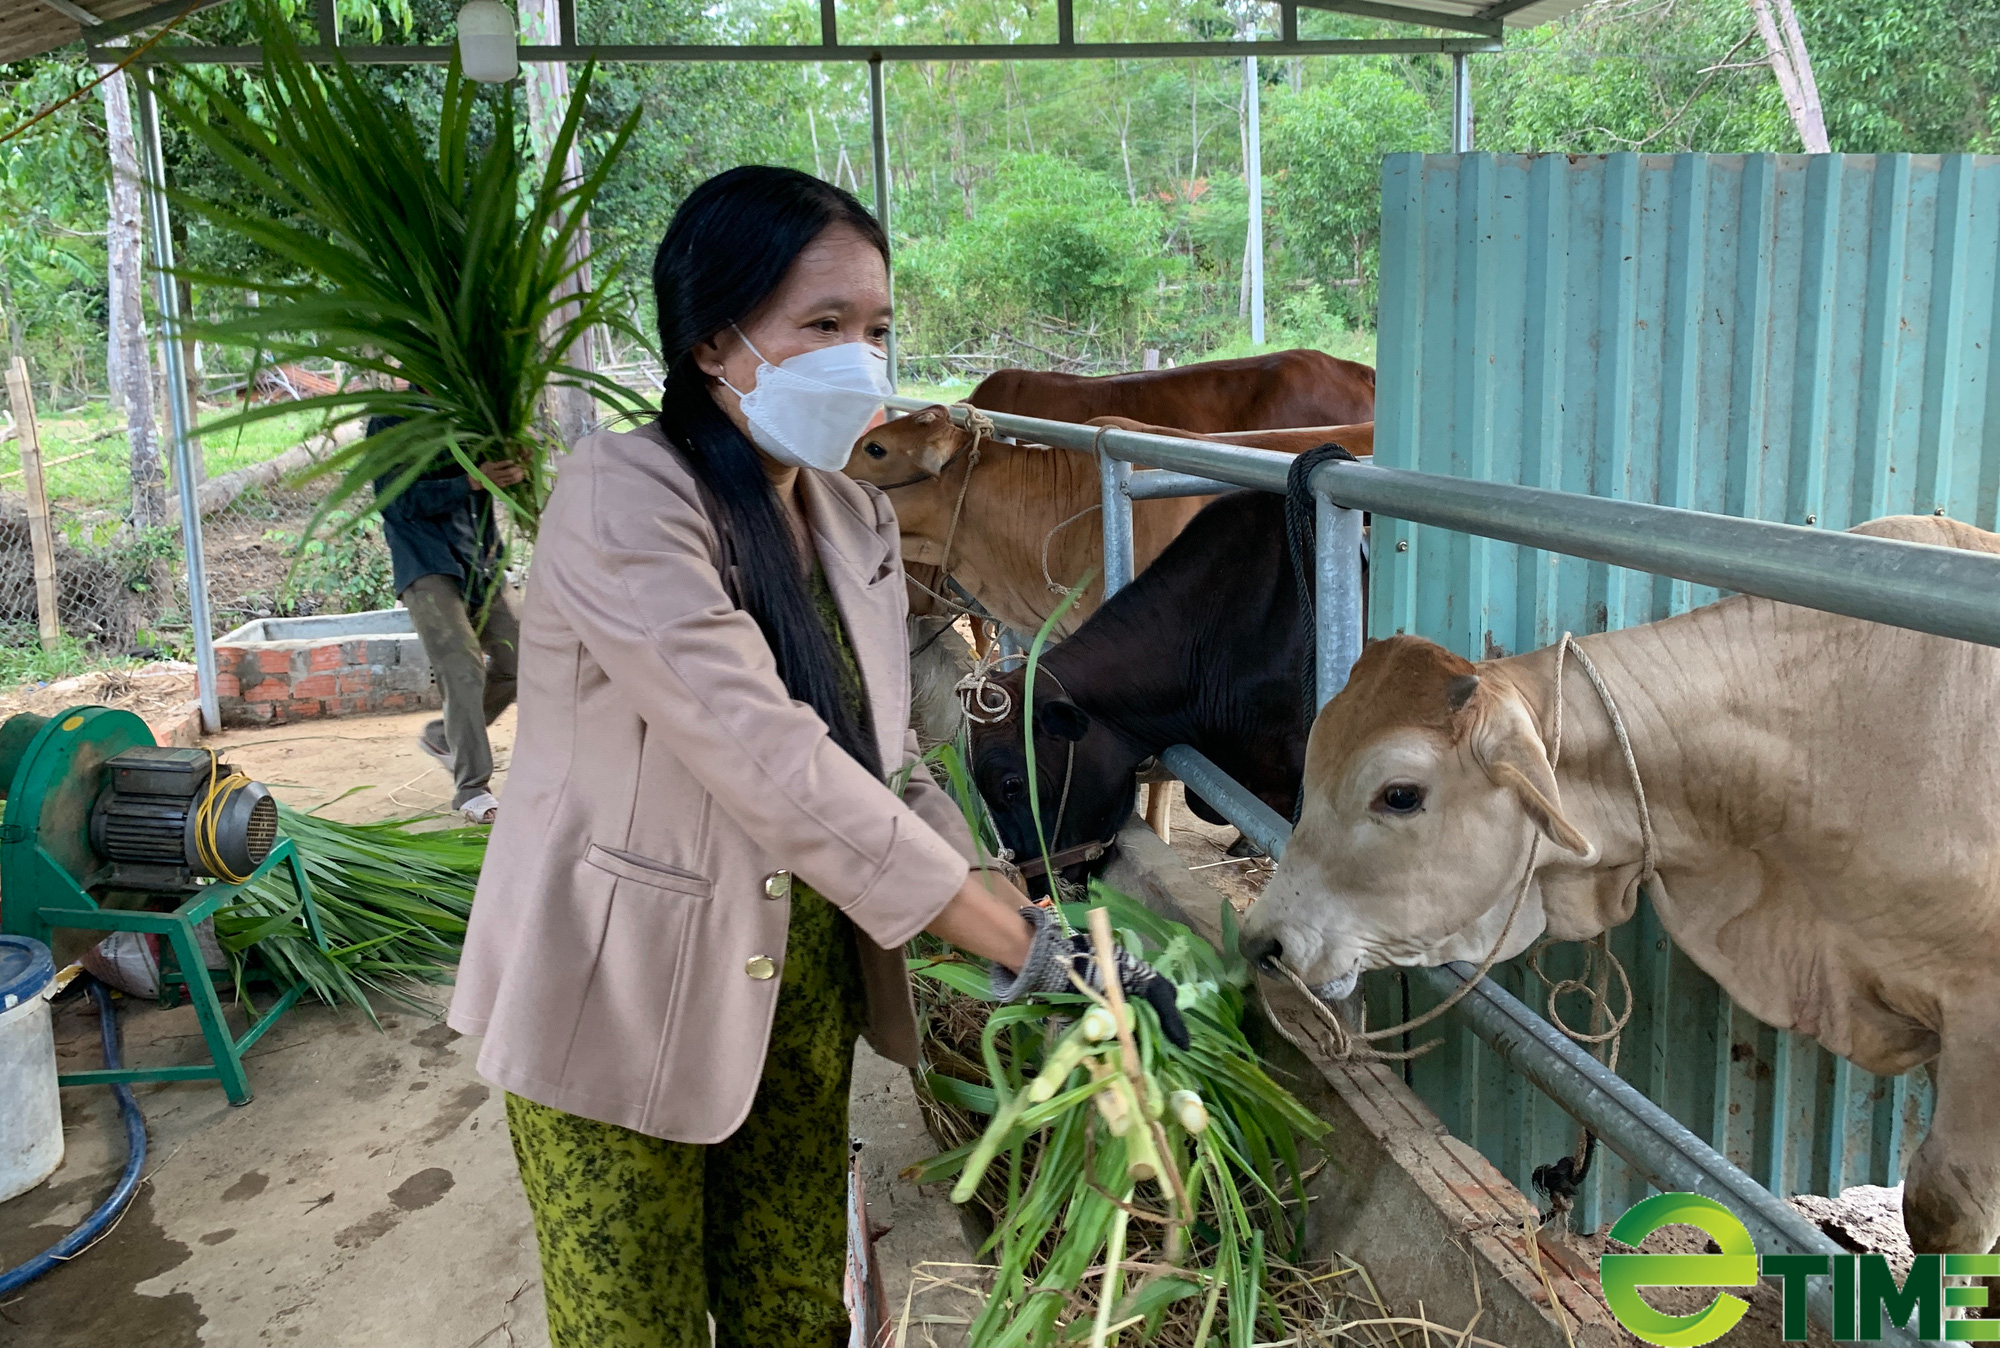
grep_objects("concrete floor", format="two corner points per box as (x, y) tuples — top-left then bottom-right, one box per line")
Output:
(0, 708), (972, 1348)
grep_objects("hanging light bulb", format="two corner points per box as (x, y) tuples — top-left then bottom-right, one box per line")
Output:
(456, 0), (519, 83)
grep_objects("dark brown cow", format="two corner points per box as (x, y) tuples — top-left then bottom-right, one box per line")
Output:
(969, 349), (1375, 431)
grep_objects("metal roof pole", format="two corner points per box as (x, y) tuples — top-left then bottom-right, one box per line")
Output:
(1243, 51), (1266, 344)
(131, 65), (219, 734)
(868, 55), (897, 389)
(1451, 50), (1472, 150)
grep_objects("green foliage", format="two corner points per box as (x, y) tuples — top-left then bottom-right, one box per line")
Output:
(154, 2), (647, 537)
(0, 59), (115, 402)
(223, 802), (484, 1018)
(266, 509), (400, 616)
(898, 153), (1178, 368)
(0, 634), (133, 690)
(906, 888), (1330, 1345)
(1266, 65), (1433, 325)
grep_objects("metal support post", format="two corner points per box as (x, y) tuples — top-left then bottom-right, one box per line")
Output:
(1314, 489), (1364, 708)
(1098, 452), (1135, 596)
(868, 56), (897, 389)
(133, 68), (219, 734)
(1451, 51), (1472, 152)
(1243, 53), (1266, 345)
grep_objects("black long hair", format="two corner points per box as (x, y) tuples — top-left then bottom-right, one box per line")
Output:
(652, 166), (889, 779)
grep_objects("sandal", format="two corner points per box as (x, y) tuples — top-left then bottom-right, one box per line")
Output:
(457, 791), (500, 825)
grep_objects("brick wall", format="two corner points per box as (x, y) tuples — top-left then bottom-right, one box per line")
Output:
(212, 632), (439, 727)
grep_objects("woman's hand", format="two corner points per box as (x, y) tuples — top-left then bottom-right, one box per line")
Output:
(924, 872), (1190, 1050)
(924, 869), (1037, 970)
(989, 905), (1191, 1049)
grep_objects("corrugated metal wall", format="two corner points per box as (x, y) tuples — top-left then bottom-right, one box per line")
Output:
(1366, 152), (2000, 1231)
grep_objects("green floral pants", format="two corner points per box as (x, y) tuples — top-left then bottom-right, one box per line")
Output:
(506, 886), (868, 1348)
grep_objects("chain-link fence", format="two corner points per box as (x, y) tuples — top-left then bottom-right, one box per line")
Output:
(2, 366), (393, 696)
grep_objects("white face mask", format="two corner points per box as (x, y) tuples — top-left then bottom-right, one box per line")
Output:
(720, 328), (891, 472)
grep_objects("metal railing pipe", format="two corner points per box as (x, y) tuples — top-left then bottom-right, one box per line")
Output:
(1157, 747), (1292, 859)
(134, 69), (220, 735)
(1098, 452), (1135, 596)
(1419, 962), (1913, 1347)
(883, 396), (1297, 492)
(1316, 490), (1365, 708)
(1124, 470), (1242, 500)
(1310, 457), (2000, 650)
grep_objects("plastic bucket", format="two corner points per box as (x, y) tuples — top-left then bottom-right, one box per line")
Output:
(0, 935), (61, 1203)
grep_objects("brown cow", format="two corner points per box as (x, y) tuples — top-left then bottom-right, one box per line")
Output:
(970, 348), (1375, 430)
(849, 406), (1372, 638)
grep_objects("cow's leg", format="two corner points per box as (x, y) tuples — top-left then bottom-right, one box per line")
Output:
(1903, 1017), (2000, 1255)
(971, 618), (994, 661)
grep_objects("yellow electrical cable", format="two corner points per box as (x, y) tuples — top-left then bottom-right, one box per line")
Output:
(193, 748), (255, 884)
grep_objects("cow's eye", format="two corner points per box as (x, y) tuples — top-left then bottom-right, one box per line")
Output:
(1376, 783), (1425, 815)
(1000, 775), (1026, 802)
(864, 442), (887, 459)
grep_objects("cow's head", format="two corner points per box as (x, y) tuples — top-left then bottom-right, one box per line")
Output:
(964, 665), (1141, 896)
(1242, 636), (1595, 999)
(845, 406), (964, 490)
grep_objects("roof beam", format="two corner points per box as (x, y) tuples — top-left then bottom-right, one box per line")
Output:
(81, 0), (232, 46)
(1287, 0), (1502, 38)
(120, 34), (1503, 63)
(34, 0), (103, 27)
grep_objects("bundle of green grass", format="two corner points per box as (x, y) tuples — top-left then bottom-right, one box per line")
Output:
(217, 803), (485, 1019)
(907, 890), (1333, 1347)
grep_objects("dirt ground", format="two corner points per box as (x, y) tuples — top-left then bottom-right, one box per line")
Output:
(0, 663), (198, 727)
(0, 707), (972, 1348)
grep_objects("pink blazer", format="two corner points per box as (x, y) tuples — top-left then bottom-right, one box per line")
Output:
(448, 422), (976, 1142)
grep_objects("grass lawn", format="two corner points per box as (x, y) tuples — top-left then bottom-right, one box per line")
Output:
(3, 404), (333, 525)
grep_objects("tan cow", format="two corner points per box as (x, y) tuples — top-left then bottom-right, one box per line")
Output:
(1242, 514), (2000, 1255)
(847, 405), (1371, 637)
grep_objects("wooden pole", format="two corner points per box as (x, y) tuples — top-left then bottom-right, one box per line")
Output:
(5, 356), (62, 649)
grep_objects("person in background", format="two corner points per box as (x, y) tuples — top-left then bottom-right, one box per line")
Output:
(369, 416), (522, 824)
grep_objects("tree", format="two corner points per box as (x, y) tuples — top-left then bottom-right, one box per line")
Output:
(1265, 65), (1432, 324)
(97, 64), (167, 530)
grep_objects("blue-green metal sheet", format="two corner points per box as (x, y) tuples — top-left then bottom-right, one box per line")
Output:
(1367, 152), (1996, 1230)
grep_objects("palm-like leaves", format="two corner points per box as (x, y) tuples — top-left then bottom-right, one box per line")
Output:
(156, 4), (647, 533)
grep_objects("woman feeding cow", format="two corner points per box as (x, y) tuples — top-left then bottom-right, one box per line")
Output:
(445, 166), (1188, 1347)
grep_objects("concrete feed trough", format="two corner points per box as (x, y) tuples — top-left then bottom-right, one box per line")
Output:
(213, 609), (439, 727)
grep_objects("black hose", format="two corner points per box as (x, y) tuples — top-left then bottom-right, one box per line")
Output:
(0, 980), (148, 1296)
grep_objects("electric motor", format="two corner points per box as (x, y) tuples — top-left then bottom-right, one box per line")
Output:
(89, 747), (277, 887)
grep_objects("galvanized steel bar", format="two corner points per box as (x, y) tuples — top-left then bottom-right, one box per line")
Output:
(1417, 963), (1913, 1346)
(1450, 51), (1472, 150)
(1307, 456), (2000, 649)
(1315, 490), (1364, 707)
(1098, 452), (1135, 595)
(133, 69), (220, 735)
(888, 396), (2000, 650)
(1157, 747), (1291, 858)
(124, 37), (1504, 64)
(1123, 469), (1240, 500)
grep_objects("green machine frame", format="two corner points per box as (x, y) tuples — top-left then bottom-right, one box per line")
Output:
(0, 705), (327, 1104)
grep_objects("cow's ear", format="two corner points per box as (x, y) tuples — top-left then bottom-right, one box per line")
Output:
(1469, 694), (1593, 858)
(1038, 699), (1092, 742)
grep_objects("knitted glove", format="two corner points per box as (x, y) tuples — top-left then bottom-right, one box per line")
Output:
(991, 906), (1191, 1050)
